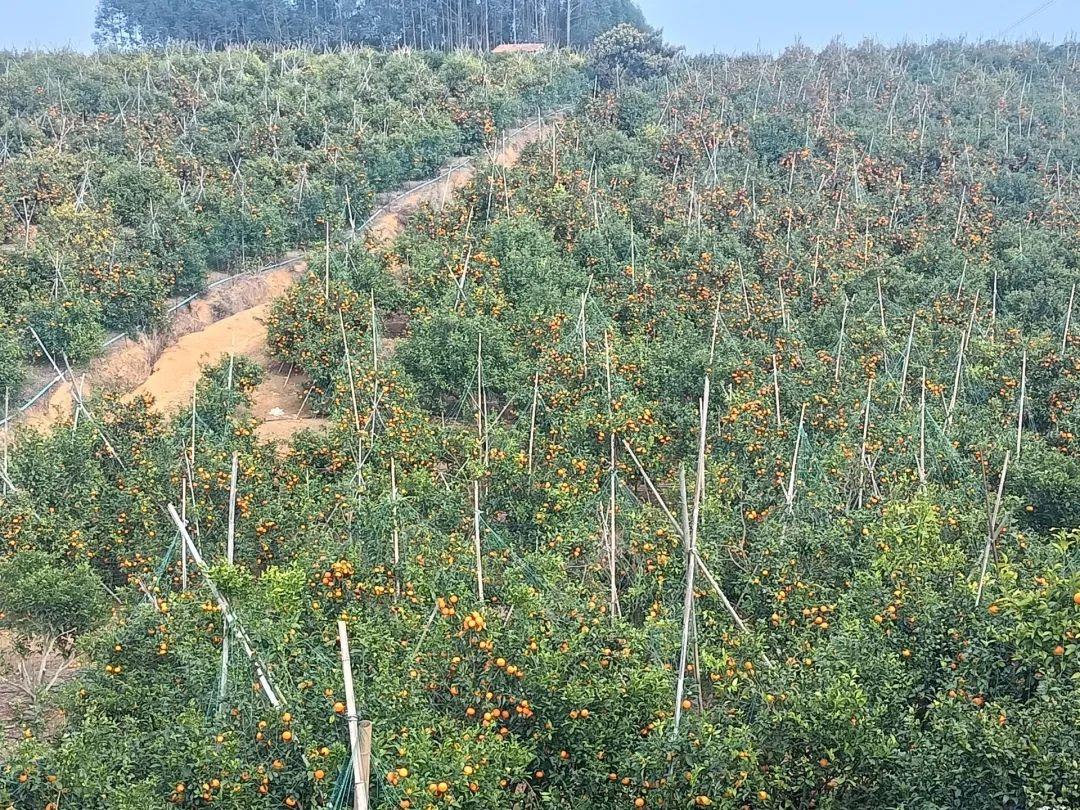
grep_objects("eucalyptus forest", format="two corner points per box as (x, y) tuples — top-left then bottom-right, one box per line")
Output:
(1, 8), (1079, 810)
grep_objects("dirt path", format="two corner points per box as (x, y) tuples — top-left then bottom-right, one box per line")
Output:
(18, 113), (562, 441)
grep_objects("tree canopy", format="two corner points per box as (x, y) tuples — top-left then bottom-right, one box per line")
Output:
(94, 0), (647, 50)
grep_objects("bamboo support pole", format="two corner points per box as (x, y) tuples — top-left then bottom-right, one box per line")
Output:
(2, 389), (9, 496)
(337, 620), (369, 810)
(527, 372), (539, 475)
(180, 478), (189, 590)
(1016, 349), (1027, 458)
(167, 504), (280, 707)
(609, 433), (619, 620)
(692, 551), (750, 634)
(975, 453), (1011, 607)
(673, 481), (697, 736)
(784, 404), (807, 509)
(690, 376), (710, 550)
(339, 310), (363, 467)
(1063, 283), (1075, 355)
(29, 326), (123, 466)
(946, 292), (979, 424)
(897, 313), (916, 410)
(834, 297), (848, 383)
(473, 481), (484, 603)
(324, 221), (331, 299)
(476, 333), (487, 464)
(218, 451), (238, 715)
(771, 355), (782, 430)
(390, 458), (401, 575)
(227, 451), (238, 563)
(918, 368), (927, 485)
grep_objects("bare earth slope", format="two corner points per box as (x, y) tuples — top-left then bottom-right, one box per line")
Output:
(20, 114), (561, 440)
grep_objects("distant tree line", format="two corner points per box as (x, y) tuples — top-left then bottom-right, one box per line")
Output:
(94, 0), (647, 50)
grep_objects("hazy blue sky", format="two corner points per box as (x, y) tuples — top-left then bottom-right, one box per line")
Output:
(1, 0), (1077, 52)
(638, 0), (1079, 53)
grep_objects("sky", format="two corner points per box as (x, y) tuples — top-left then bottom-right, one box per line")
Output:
(638, 0), (1079, 54)
(0, 0), (1077, 52)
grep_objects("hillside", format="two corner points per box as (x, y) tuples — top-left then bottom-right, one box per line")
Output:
(2, 36), (1080, 810)
(0, 47), (584, 399)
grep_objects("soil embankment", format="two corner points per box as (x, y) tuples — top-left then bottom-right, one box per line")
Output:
(19, 114), (561, 440)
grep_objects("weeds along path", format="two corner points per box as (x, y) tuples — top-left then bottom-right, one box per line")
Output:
(18, 112), (564, 439)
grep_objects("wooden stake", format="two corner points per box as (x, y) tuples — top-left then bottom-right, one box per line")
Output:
(621, 438), (680, 534)
(918, 367), (927, 485)
(690, 376), (711, 550)
(476, 333), (487, 463)
(784, 404), (807, 509)
(227, 451), (239, 563)
(676, 375), (710, 735)
(777, 278), (789, 331)
(190, 379), (197, 473)
(877, 276), (889, 373)
(369, 291), (379, 374)
(692, 550), (750, 634)
(946, 292), (979, 424)
(219, 451), (238, 716)
(1063, 283), (1075, 355)
(167, 504), (280, 706)
(339, 310), (363, 467)
(608, 431), (619, 620)
(897, 313), (916, 410)
(473, 481), (484, 603)
(673, 490), (697, 735)
(390, 458), (401, 573)
(527, 372), (539, 475)
(991, 268), (999, 338)
(834, 296), (848, 383)
(771, 355), (782, 430)
(2, 389), (9, 496)
(678, 467), (692, 554)
(324, 220), (331, 300)
(860, 376), (873, 470)
(603, 332), (620, 619)
(337, 620), (368, 810)
(578, 288), (589, 375)
(357, 720), (372, 810)
(620, 440), (751, 636)
(1016, 348), (1027, 459)
(738, 262), (752, 320)
(975, 453), (1010, 607)
(180, 478), (189, 590)
(707, 292), (723, 369)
